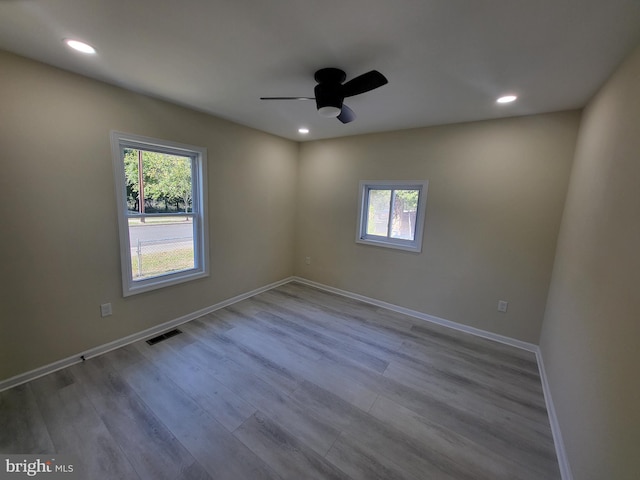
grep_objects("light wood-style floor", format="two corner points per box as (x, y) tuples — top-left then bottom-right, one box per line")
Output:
(0, 282), (560, 479)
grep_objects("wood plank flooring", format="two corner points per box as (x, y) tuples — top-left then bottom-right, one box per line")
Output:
(0, 282), (561, 479)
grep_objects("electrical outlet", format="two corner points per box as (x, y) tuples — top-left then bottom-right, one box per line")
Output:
(100, 303), (112, 317)
(497, 300), (508, 313)
(305, 256), (311, 265)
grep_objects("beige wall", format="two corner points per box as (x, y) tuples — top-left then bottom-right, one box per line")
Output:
(0, 51), (298, 381)
(295, 112), (580, 343)
(540, 45), (640, 479)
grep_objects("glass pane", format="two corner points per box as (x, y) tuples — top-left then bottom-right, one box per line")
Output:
(128, 215), (195, 280)
(123, 149), (193, 215)
(390, 189), (420, 240)
(123, 148), (140, 214)
(366, 189), (391, 236)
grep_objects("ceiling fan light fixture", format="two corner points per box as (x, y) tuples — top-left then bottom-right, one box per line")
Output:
(318, 106), (341, 117)
(260, 67), (387, 125)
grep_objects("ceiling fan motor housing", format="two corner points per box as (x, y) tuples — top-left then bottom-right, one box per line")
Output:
(314, 68), (346, 115)
(314, 84), (343, 115)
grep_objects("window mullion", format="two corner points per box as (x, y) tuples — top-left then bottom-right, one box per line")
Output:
(128, 212), (195, 217)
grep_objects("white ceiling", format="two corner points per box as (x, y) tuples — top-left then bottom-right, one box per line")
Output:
(1, 0), (639, 141)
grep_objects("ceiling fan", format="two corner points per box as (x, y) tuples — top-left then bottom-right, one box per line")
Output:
(260, 67), (388, 124)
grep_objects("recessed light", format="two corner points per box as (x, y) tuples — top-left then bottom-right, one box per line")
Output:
(497, 95), (517, 104)
(298, 128), (309, 134)
(65, 39), (96, 54)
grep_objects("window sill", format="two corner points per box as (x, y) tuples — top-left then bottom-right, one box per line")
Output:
(123, 269), (209, 297)
(356, 236), (422, 253)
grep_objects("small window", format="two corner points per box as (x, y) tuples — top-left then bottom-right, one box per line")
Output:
(111, 132), (209, 296)
(356, 180), (428, 252)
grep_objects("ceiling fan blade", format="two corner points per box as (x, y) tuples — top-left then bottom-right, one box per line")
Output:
(259, 96), (315, 100)
(337, 104), (356, 124)
(341, 70), (388, 97)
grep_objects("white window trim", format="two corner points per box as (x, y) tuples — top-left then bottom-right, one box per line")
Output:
(356, 180), (428, 253)
(110, 131), (209, 296)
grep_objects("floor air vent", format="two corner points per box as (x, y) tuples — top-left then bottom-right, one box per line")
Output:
(146, 329), (182, 345)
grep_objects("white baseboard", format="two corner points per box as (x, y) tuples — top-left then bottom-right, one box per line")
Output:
(535, 348), (574, 480)
(291, 276), (573, 480)
(0, 276), (294, 393)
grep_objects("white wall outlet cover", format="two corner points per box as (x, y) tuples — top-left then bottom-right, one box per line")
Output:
(100, 303), (112, 317)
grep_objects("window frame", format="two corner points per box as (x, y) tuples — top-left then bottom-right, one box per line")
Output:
(110, 131), (209, 297)
(356, 180), (428, 252)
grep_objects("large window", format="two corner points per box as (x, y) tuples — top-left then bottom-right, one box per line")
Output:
(111, 132), (209, 296)
(356, 180), (428, 252)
